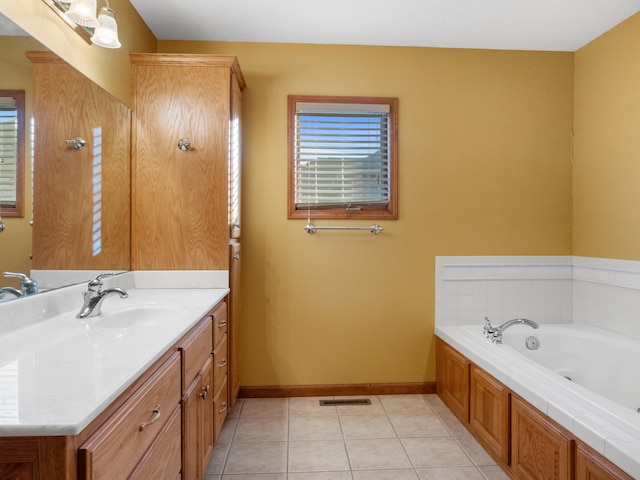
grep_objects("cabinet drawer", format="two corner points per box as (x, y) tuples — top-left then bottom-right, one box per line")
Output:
(79, 353), (181, 480)
(213, 333), (228, 395)
(212, 302), (228, 348)
(213, 376), (228, 443)
(129, 405), (182, 480)
(180, 316), (213, 390)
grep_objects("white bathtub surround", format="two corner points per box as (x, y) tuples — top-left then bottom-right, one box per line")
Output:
(435, 256), (574, 327)
(436, 255), (640, 341)
(436, 323), (640, 479)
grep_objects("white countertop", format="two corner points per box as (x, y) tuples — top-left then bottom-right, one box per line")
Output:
(0, 287), (228, 436)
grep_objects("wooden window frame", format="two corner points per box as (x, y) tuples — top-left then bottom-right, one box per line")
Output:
(287, 95), (398, 220)
(0, 89), (25, 218)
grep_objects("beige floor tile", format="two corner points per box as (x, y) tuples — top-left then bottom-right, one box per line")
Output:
(234, 416), (289, 442)
(346, 438), (412, 470)
(423, 395), (450, 413)
(289, 415), (344, 441)
(336, 396), (385, 415)
(380, 395), (432, 414)
(228, 398), (245, 418)
(221, 475), (287, 480)
(288, 440), (351, 472)
(203, 475), (221, 480)
(477, 465), (511, 480)
(435, 411), (471, 436)
(402, 437), (473, 468)
(389, 413), (450, 437)
(241, 398), (289, 417)
(455, 435), (497, 466)
(416, 466), (485, 480)
(352, 469), (419, 479)
(288, 472), (354, 480)
(223, 441), (288, 474)
(340, 414), (397, 439)
(217, 415), (238, 443)
(206, 442), (230, 474)
(290, 396), (338, 416)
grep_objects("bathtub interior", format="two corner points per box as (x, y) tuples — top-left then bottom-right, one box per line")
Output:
(497, 323), (640, 414)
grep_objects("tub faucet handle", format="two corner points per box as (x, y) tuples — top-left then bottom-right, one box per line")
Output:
(483, 317), (495, 338)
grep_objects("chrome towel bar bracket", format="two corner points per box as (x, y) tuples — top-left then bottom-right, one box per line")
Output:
(303, 223), (383, 235)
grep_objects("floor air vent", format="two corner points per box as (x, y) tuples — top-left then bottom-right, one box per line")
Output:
(319, 399), (372, 406)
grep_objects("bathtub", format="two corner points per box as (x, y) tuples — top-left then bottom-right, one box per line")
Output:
(435, 322), (640, 479)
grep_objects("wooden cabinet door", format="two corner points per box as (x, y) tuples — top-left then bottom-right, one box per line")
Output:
(229, 242), (241, 407)
(200, 356), (215, 473)
(436, 338), (469, 423)
(131, 58), (230, 270)
(511, 395), (573, 480)
(182, 373), (200, 480)
(470, 365), (510, 464)
(576, 442), (634, 480)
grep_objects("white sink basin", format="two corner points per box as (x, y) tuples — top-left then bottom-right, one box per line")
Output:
(92, 305), (184, 329)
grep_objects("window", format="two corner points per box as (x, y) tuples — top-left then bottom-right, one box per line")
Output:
(0, 90), (25, 217)
(288, 95), (398, 220)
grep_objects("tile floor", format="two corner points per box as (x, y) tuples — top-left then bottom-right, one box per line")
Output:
(204, 394), (510, 479)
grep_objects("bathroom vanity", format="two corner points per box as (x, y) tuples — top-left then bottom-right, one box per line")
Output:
(0, 284), (231, 480)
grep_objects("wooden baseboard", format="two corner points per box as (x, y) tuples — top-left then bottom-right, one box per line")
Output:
(238, 382), (436, 398)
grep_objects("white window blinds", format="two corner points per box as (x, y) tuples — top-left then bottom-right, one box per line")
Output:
(294, 102), (391, 210)
(0, 97), (18, 205)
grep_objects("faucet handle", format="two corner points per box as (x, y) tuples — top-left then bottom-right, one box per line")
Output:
(483, 316), (494, 337)
(87, 273), (115, 291)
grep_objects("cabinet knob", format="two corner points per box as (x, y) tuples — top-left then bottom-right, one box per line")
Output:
(177, 138), (191, 151)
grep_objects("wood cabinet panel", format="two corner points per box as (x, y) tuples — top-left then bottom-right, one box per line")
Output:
(180, 316), (213, 391)
(470, 365), (510, 464)
(212, 301), (228, 348)
(436, 338), (469, 423)
(213, 333), (228, 395)
(79, 353), (181, 480)
(131, 56), (234, 270)
(28, 52), (130, 271)
(213, 376), (229, 443)
(511, 395), (573, 480)
(129, 405), (182, 480)
(576, 442), (634, 480)
(229, 243), (241, 407)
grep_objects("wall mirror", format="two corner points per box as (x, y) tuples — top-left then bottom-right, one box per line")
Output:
(0, 11), (130, 299)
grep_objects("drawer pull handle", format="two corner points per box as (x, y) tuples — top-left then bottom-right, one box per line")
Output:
(218, 359), (227, 368)
(199, 384), (210, 400)
(218, 320), (227, 328)
(219, 402), (228, 414)
(139, 405), (161, 431)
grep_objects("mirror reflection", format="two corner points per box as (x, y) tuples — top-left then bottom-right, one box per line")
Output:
(0, 12), (130, 300)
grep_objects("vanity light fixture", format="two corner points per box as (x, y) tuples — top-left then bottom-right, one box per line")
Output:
(65, 0), (99, 27)
(90, 5), (121, 49)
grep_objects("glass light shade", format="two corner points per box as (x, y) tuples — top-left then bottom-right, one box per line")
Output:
(65, 0), (98, 27)
(91, 7), (121, 49)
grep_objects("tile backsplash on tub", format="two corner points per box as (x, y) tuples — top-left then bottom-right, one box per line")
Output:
(436, 255), (640, 340)
(435, 256), (574, 327)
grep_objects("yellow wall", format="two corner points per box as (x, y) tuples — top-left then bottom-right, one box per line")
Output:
(574, 13), (640, 260)
(161, 41), (574, 386)
(0, 0), (156, 104)
(0, 36), (44, 285)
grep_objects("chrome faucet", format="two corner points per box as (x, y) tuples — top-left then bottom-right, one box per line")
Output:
(491, 317), (539, 344)
(77, 273), (128, 318)
(3, 271), (38, 296)
(0, 286), (23, 300)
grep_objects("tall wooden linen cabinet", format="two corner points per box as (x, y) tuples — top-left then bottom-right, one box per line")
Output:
(130, 52), (244, 455)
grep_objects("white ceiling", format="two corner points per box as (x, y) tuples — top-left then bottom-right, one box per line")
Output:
(129, 0), (640, 52)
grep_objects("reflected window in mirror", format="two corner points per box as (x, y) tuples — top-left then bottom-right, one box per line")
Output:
(0, 90), (25, 217)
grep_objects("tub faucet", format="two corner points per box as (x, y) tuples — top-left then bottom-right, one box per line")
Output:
(492, 318), (539, 344)
(77, 273), (128, 319)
